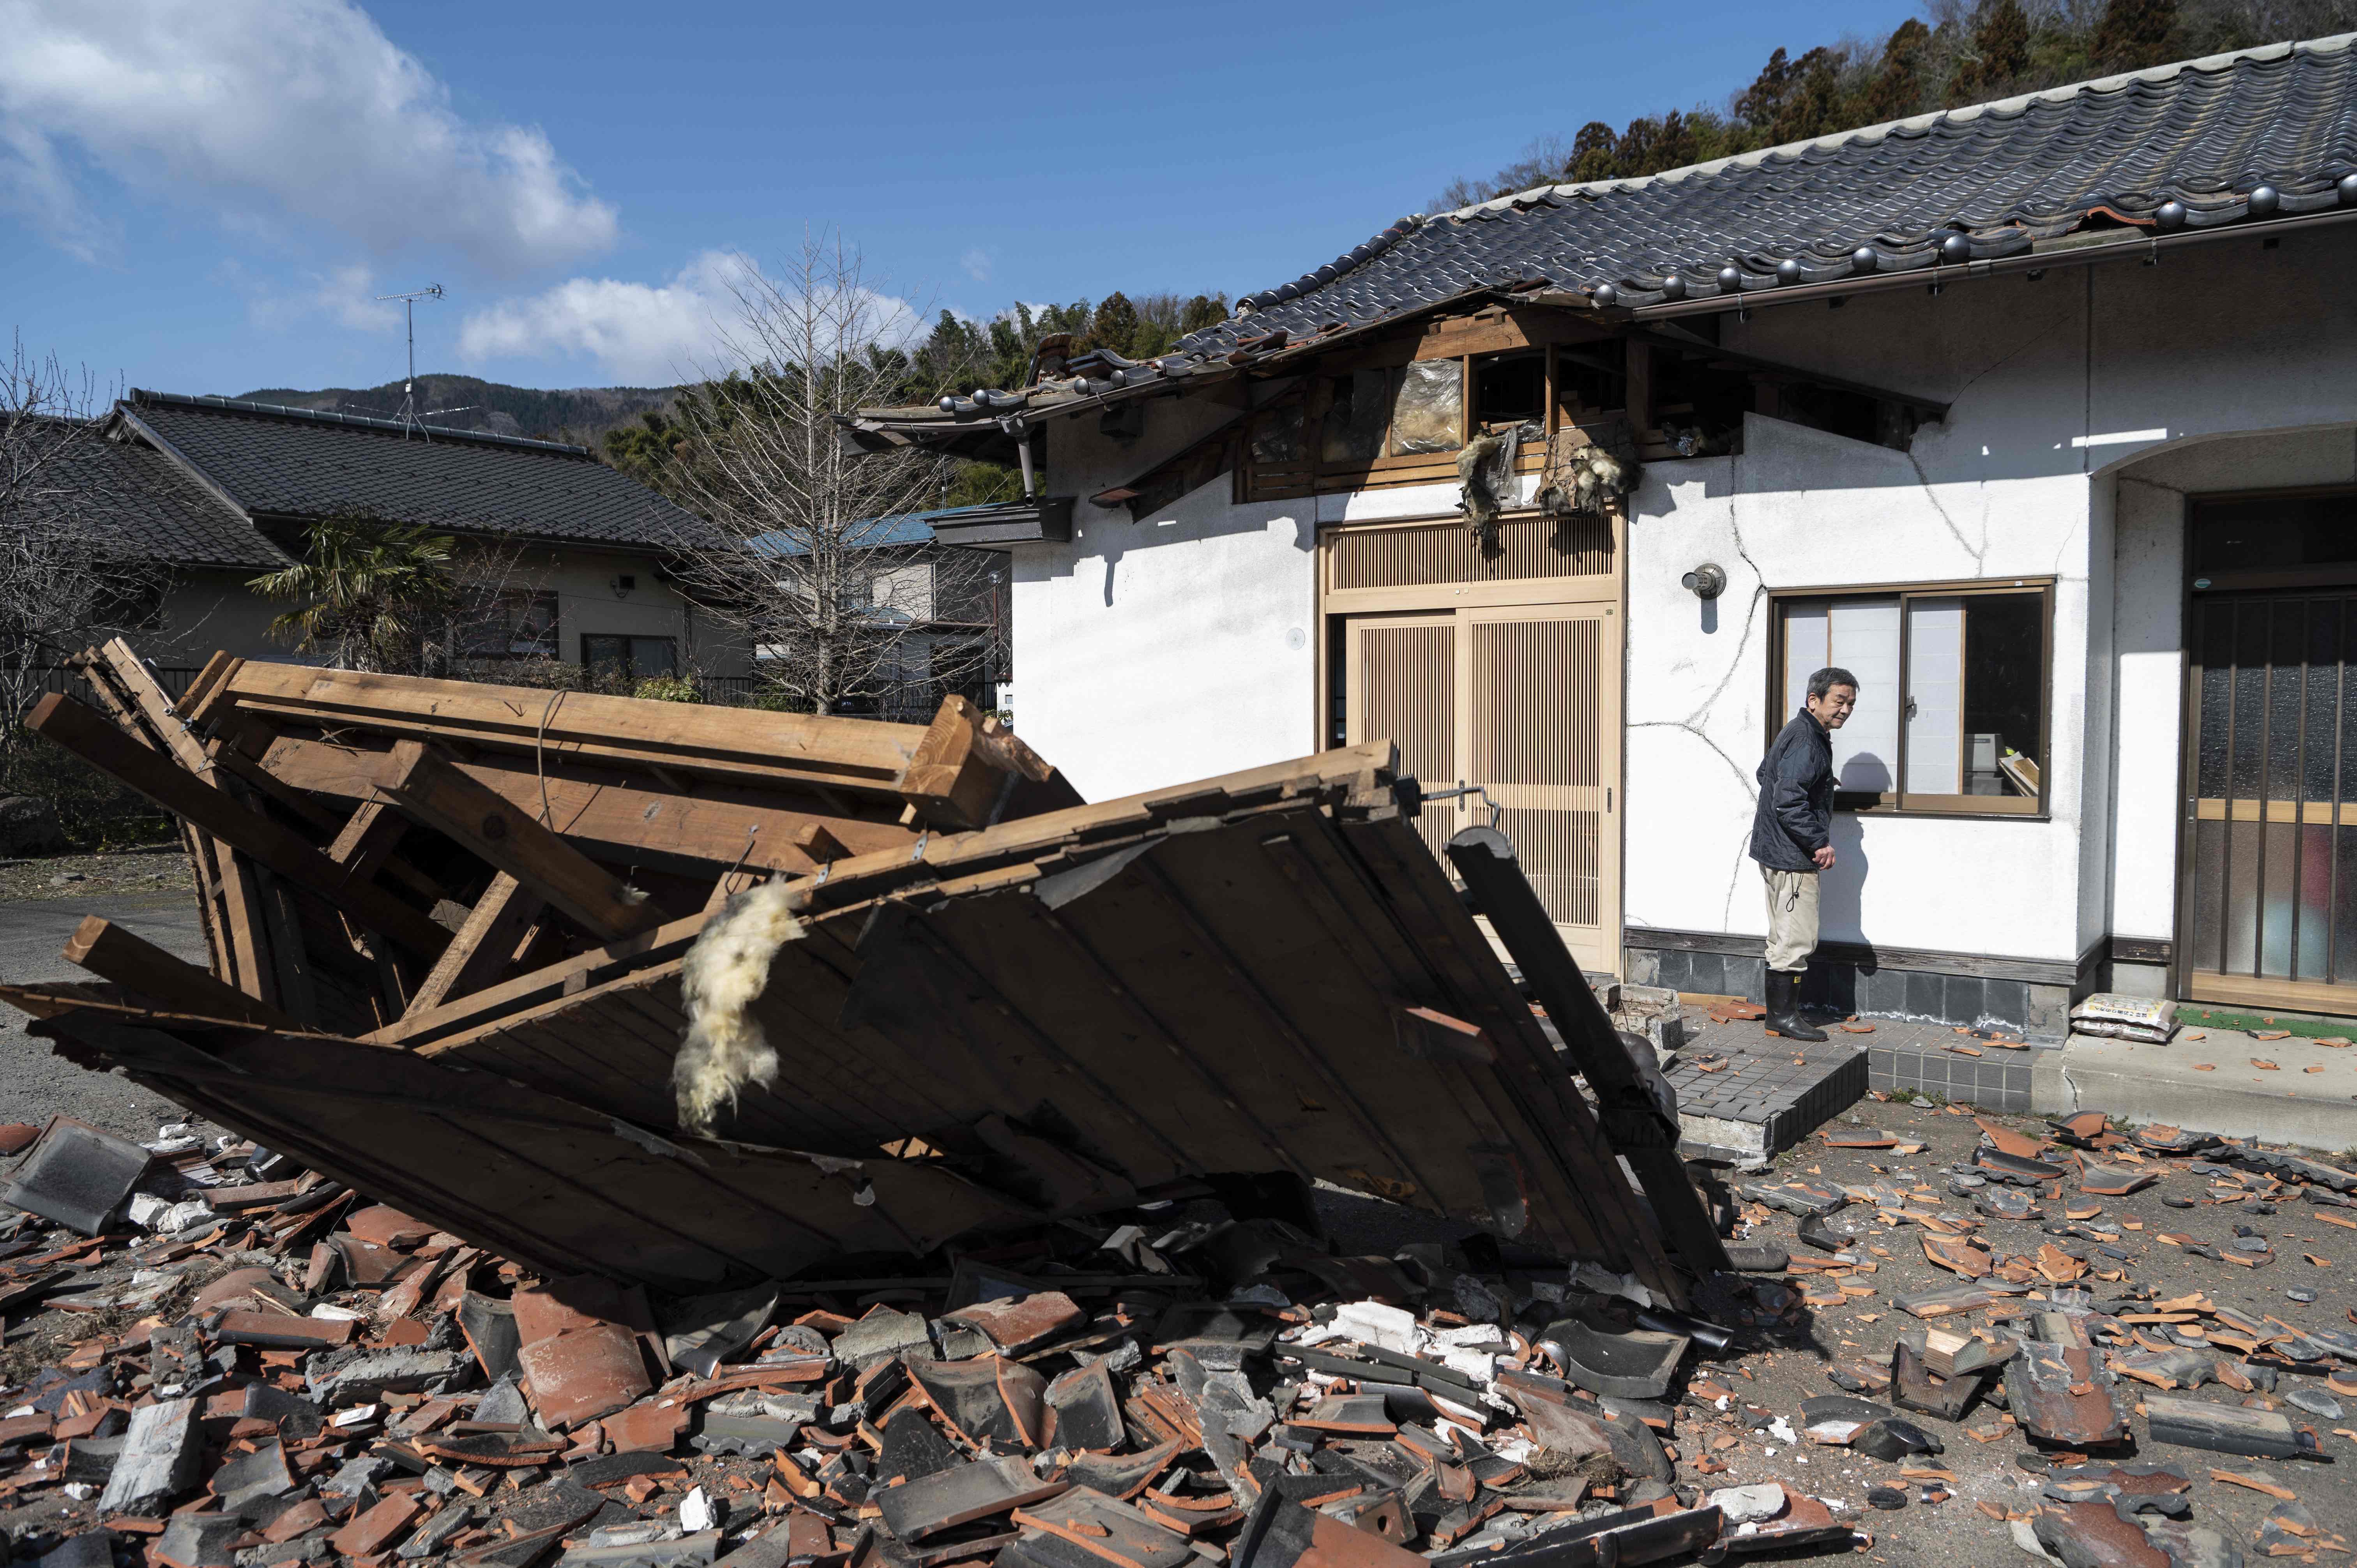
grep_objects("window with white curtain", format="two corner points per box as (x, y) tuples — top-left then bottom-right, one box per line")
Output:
(1772, 582), (2050, 816)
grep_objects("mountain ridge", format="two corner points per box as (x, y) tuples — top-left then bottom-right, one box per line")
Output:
(226, 374), (680, 448)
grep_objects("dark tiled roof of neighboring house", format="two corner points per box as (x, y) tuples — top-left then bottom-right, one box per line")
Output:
(1202, 33), (2357, 338)
(120, 391), (719, 551)
(27, 423), (289, 571)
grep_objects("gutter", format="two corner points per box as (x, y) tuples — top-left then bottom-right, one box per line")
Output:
(1627, 206), (2357, 323)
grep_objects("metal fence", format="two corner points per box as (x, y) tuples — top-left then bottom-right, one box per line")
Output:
(19, 665), (972, 723)
(20, 664), (206, 711)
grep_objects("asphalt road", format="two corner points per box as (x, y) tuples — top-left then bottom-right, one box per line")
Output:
(0, 891), (216, 1141)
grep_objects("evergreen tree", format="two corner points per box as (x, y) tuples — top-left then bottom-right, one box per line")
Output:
(1862, 19), (1932, 122)
(1179, 294), (1229, 335)
(1952, 0), (2033, 101)
(2092, 0), (2179, 71)
(1087, 292), (1141, 357)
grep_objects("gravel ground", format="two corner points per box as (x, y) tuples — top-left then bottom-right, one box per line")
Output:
(1674, 1097), (2354, 1567)
(0, 888), (221, 1143)
(0, 843), (193, 904)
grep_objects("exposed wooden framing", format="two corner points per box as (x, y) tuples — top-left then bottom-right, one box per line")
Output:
(900, 697), (1078, 831)
(703, 870), (765, 913)
(196, 663), (928, 800)
(404, 873), (549, 1018)
(374, 738), (663, 942)
(325, 798), (412, 888)
(211, 850), (280, 1006)
(63, 916), (302, 1029)
(370, 913), (713, 1049)
(27, 694), (452, 960)
(255, 735), (909, 877)
(90, 641), (345, 835)
(251, 867), (321, 1023)
(1624, 338), (1654, 441)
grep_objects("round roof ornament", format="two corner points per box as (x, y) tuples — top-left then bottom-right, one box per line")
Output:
(2247, 184), (2281, 217)
(1717, 265), (1743, 293)
(1850, 247), (1877, 273)
(1661, 273), (1687, 301)
(1940, 233), (1971, 264)
(2340, 173), (2357, 205)
(2155, 200), (2187, 230)
(1776, 258), (1803, 284)
(1592, 283), (1620, 308)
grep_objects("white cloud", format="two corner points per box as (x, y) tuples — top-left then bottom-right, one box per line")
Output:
(457, 249), (752, 385)
(0, 0), (617, 272)
(460, 250), (930, 385)
(960, 247), (992, 283)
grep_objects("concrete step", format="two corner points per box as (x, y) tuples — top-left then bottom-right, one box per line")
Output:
(2033, 1028), (2357, 1153)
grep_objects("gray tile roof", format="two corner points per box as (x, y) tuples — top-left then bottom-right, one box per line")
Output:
(30, 424), (289, 571)
(1198, 33), (2357, 338)
(122, 391), (718, 552)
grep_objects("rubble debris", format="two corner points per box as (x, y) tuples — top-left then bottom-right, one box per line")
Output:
(1, 1117), (151, 1235)
(2143, 1394), (2321, 1459)
(1538, 1314), (1689, 1399)
(11, 649), (1733, 1305)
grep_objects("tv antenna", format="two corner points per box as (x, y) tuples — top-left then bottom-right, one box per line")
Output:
(374, 283), (445, 436)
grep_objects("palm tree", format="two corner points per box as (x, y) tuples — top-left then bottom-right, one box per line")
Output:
(249, 514), (461, 672)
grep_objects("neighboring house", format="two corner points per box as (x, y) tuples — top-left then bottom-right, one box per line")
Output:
(847, 35), (2357, 1035)
(749, 508), (1012, 718)
(86, 390), (739, 683)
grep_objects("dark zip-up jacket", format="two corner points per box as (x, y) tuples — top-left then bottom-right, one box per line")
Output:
(1749, 710), (1834, 871)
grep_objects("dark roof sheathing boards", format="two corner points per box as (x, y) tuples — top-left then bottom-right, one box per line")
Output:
(29, 426), (289, 571)
(123, 390), (717, 552)
(1197, 34), (2357, 341)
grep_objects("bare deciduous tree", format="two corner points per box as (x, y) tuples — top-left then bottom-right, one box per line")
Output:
(0, 334), (170, 742)
(659, 239), (1006, 717)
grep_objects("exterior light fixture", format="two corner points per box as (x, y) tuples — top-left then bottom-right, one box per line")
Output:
(1682, 563), (1727, 599)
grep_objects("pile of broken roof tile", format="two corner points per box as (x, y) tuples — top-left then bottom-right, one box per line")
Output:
(0, 1110), (1883, 1568)
(1727, 1107), (2357, 1568)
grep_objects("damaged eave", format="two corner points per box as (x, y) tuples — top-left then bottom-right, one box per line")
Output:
(1635, 326), (1952, 421)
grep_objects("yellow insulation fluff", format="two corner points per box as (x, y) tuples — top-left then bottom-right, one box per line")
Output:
(673, 878), (806, 1132)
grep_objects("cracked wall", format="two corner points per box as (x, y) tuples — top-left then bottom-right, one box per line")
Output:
(1626, 231), (2357, 972)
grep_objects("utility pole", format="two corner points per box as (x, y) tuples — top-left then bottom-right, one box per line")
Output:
(374, 283), (445, 436)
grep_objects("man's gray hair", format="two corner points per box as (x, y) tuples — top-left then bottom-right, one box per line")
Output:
(1807, 667), (1859, 701)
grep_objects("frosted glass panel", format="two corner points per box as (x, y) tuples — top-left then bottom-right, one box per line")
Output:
(1905, 597), (1963, 794)
(1781, 597), (1896, 791)
(1827, 598), (1899, 792)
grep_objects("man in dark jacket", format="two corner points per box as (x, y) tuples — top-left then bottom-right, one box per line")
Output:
(1749, 667), (1858, 1042)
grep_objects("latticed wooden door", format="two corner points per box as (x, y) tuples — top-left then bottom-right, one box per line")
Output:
(2180, 591), (2357, 1012)
(1346, 606), (1621, 971)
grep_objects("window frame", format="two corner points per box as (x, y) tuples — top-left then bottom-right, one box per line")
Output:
(466, 588), (559, 660)
(1765, 577), (2055, 821)
(2187, 484), (2357, 594)
(581, 632), (680, 685)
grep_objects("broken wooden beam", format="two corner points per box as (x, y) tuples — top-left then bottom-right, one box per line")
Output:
(403, 872), (548, 1017)
(25, 694), (452, 961)
(373, 738), (660, 941)
(62, 916), (302, 1031)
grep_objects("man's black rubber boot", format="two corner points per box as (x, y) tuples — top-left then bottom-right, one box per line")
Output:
(1764, 971), (1827, 1042)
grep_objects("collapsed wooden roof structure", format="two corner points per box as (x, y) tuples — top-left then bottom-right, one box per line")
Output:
(5, 648), (1727, 1307)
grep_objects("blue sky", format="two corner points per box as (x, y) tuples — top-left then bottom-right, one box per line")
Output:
(3, 0), (1923, 396)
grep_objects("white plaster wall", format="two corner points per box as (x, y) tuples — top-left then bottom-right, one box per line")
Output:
(1011, 398), (1317, 800)
(1623, 416), (2096, 962)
